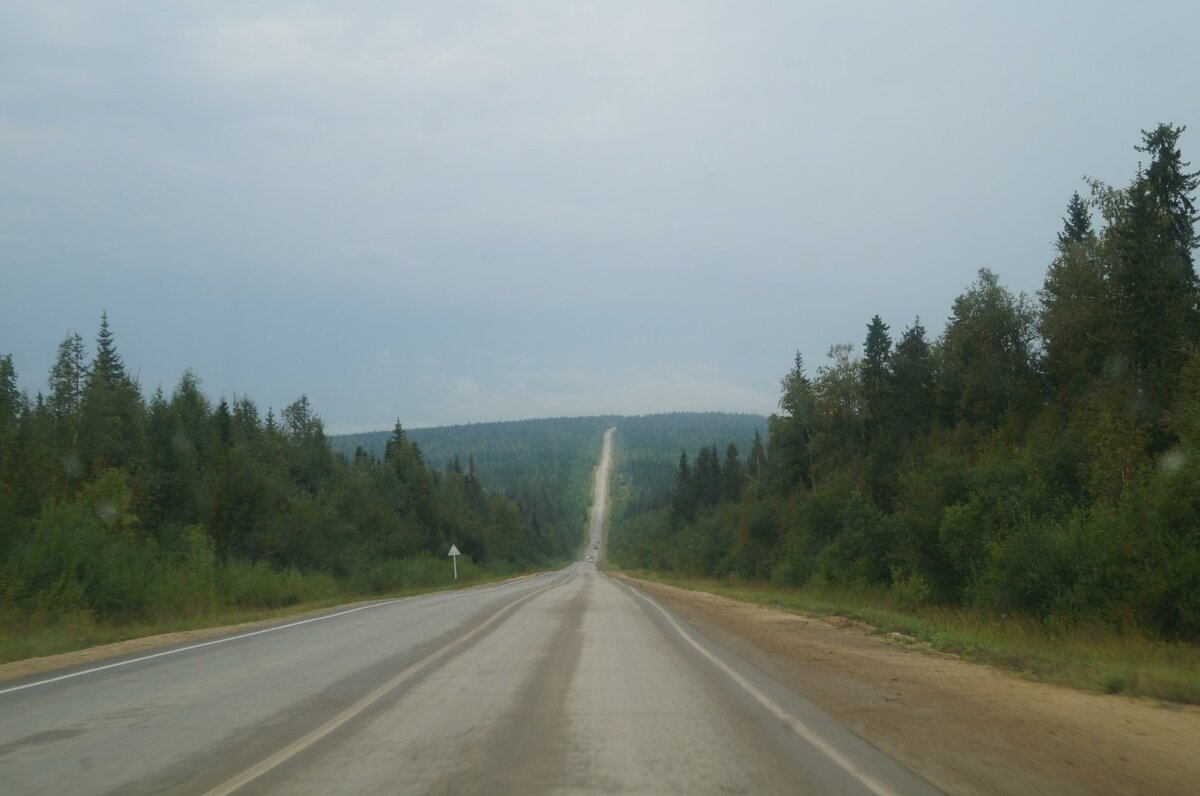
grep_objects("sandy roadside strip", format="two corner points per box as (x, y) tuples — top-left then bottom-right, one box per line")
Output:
(616, 573), (1200, 796)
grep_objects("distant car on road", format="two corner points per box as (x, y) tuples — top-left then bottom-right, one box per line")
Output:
(586, 555), (595, 562)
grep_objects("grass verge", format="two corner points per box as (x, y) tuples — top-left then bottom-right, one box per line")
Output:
(613, 567), (1200, 705)
(0, 565), (539, 667)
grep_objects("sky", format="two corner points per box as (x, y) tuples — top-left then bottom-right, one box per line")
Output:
(2, 1), (1199, 432)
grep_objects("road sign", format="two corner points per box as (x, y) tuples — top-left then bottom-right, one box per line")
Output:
(448, 544), (461, 580)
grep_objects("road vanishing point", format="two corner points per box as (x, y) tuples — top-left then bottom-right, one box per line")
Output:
(0, 428), (940, 795)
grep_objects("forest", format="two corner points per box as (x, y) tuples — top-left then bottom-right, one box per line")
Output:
(609, 124), (1200, 641)
(333, 412), (767, 564)
(0, 328), (568, 640)
(333, 416), (614, 559)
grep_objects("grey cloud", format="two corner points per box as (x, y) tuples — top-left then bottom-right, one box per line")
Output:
(2, 1), (1198, 429)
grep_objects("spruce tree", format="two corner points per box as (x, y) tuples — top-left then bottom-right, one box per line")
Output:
(1057, 190), (1093, 248)
(0, 355), (23, 527)
(1136, 123), (1199, 267)
(214, 398), (232, 446)
(0, 354), (22, 434)
(861, 315), (892, 434)
(770, 352), (815, 490)
(888, 319), (934, 438)
(671, 450), (696, 524)
(694, 444), (721, 507)
(1041, 194), (1112, 397)
(720, 442), (742, 502)
(1110, 123), (1200, 417)
(92, 310), (126, 388)
(79, 313), (144, 474)
(747, 430), (767, 481)
(384, 420), (409, 464)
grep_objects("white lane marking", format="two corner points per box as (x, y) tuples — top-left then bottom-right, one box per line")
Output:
(610, 576), (900, 796)
(0, 574), (552, 697)
(205, 573), (572, 796)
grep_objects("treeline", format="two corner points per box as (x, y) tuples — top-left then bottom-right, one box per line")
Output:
(334, 416), (615, 561)
(0, 320), (555, 628)
(333, 413), (768, 561)
(607, 413), (767, 520)
(611, 124), (1200, 640)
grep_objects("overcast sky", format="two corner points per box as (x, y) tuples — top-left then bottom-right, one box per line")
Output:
(3, 2), (1198, 432)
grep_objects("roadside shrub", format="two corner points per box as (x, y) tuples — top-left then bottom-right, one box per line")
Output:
(345, 555), (480, 594)
(820, 491), (894, 585)
(971, 512), (1087, 620)
(890, 567), (930, 610)
(215, 561), (339, 609)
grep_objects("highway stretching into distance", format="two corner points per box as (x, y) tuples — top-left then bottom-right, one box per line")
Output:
(0, 428), (940, 795)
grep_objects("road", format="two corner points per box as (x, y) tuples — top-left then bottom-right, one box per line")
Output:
(0, 428), (938, 795)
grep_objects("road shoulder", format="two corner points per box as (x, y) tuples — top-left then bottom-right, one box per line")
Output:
(616, 574), (1200, 796)
(0, 573), (547, 686)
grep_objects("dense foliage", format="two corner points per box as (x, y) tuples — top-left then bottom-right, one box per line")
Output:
(610, 124), (1200, 640)
(335, 413), (767, 565)
(606, 413), (767, 520)
(0, 324), (558, 627)
(334, 416), (615, 562)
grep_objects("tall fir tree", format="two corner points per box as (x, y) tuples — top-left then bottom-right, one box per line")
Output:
(1041, 192), (1113, 398)
(888, 318), (934, 438)
(80, 314), (144, 474)
(1108, 123), (1199, 423)
(671, 450), (696, 524)
(1057, 190), (1094, 248)
(769, 352), (815, 490)
(720, 442), (743, 502)
(861, 315), (892, 435)
(92, 310), (127, 388)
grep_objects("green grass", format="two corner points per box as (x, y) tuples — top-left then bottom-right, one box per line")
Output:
(0, 564), (540, 667)
(614, 567), (1200, 705)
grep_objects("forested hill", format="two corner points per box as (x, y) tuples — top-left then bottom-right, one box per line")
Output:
(335, 416), (615, 556)
(331, 412), (766, 472)
(609, 123), (1200, 642)
(330, 413), (768, 546)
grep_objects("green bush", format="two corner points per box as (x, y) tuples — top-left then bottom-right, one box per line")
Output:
(215, 561), (339, 609)
(890, 567), (930, 610)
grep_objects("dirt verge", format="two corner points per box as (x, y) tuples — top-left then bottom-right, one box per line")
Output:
(619, 574), (1200, 796)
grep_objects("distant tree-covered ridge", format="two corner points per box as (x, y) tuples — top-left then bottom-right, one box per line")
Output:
(610, 123), (1200, 641)
(0, 320), (571, 629)
(331, 412), (768, 553)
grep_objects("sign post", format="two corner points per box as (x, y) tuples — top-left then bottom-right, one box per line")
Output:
(448, 544), (461, 581)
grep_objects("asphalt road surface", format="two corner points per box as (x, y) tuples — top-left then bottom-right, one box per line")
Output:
(0, 428), (939, 795)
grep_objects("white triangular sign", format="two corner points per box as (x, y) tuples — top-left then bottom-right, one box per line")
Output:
(448, 544), (461, 557)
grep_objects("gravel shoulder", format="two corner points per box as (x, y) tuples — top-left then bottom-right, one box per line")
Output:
(618, 574), (1200, 796)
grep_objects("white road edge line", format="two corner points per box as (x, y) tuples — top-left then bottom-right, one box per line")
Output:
(203, 573), (570, 796)
(609, 575), (900, 796)
(0, 600), (413, 697)
(0, 574), (547, 697)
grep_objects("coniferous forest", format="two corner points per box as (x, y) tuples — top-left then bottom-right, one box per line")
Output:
(609, 124), (1200, 641)
(0, 323), (564, 643)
